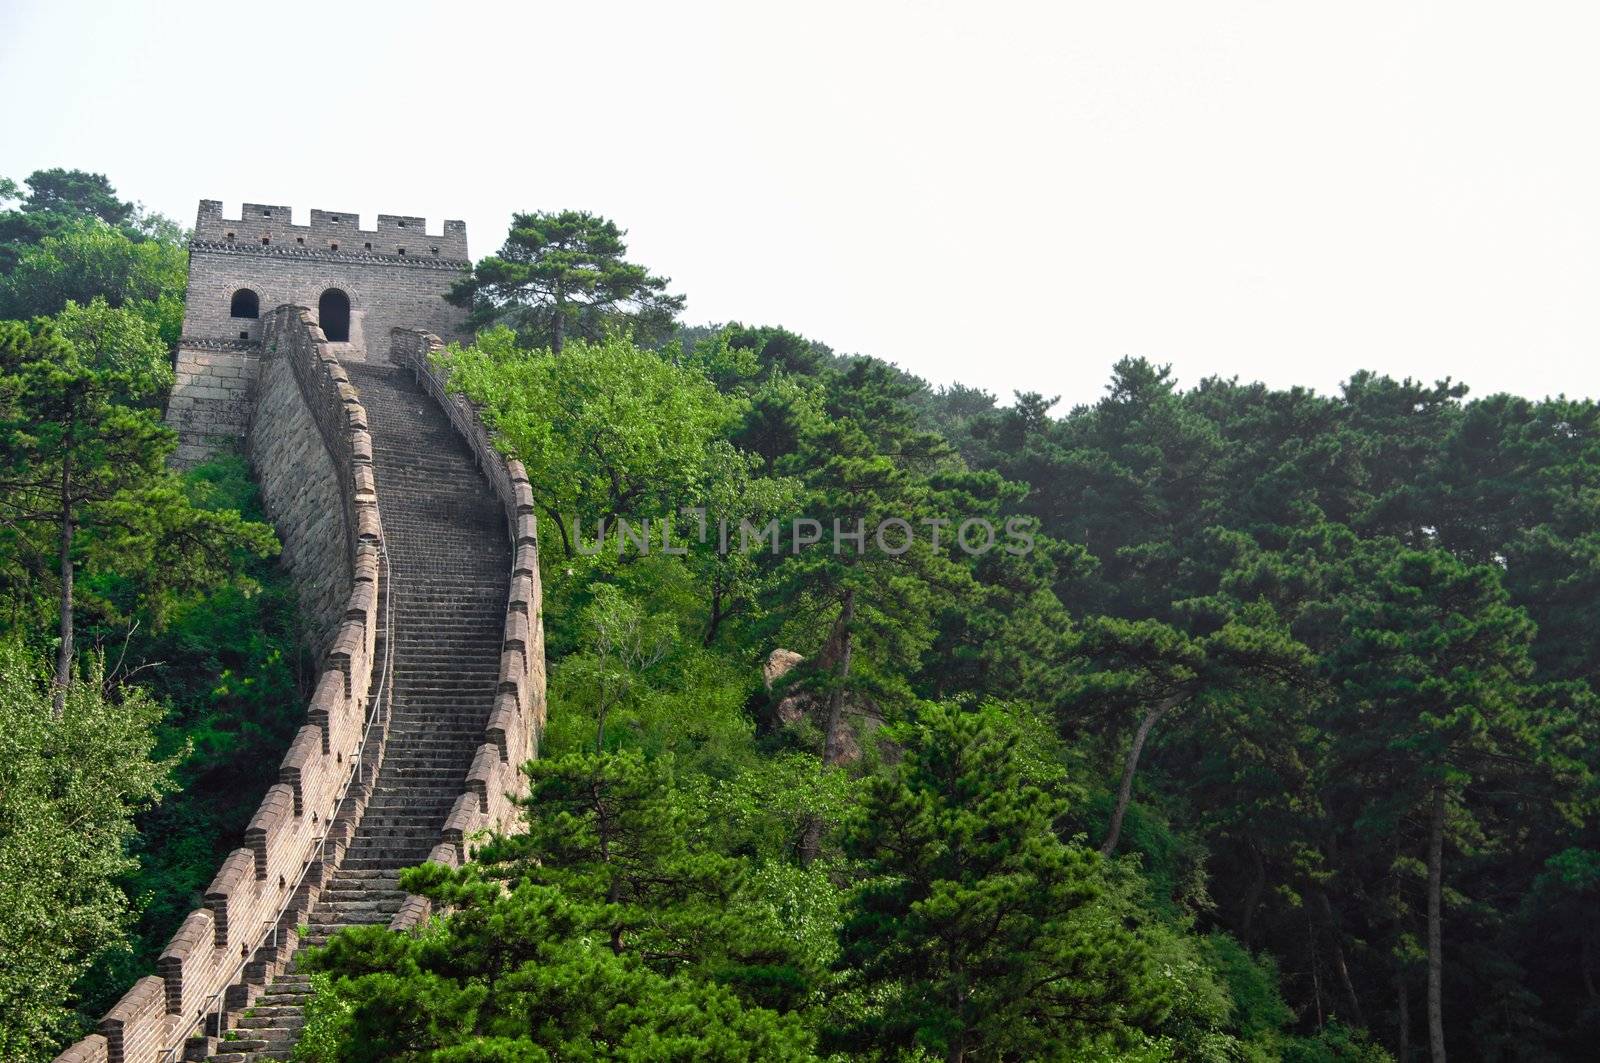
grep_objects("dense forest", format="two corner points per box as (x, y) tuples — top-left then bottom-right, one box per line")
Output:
(3, 174), (1599, 1062)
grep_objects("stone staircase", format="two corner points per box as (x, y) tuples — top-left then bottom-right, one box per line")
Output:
(208, 362), (510, 1061)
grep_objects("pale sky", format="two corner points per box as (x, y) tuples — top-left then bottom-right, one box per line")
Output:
(2, 0), (1597, 407)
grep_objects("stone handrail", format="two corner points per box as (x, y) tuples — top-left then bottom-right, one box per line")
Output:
(387, 328), (546, 930)
(54, 307), (392, 1063)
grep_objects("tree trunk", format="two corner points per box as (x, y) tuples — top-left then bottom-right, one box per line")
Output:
(552, 283), (565, 354)
(702, 583), (726, 647)
(550, 509), (573, 558)
(595, 686), (610, 753)
(820, 589), (855, 767)
(1397, 973), (1411, 1063)
(799, 590), (855, 865)
(1309, 911), (1325, 1028)
(52, 452), (74, 719)
(1316, 889), (1367, 1029)
(1427, 785), (1447, 1063)
(1101, 693), (1183, 856)
(1240, 838), (1266, 949)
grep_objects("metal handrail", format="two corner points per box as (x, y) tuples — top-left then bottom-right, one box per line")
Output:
(160, 521), (394, 1060)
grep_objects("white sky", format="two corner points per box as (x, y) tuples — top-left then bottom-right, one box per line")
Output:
(2, 0), (1597, 407)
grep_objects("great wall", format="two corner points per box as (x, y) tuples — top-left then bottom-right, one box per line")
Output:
(53, 203), (546, 1063)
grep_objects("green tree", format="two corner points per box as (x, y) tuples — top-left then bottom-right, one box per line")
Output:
(0, 313), (274, 714)
(1327, 549), (1548, 1062)
(438, 328), (739, 558)
(301, 751), (820, 1059)
(302, 880), (816, 1061)
(502, 750), (814, 1002)
(69, 457), (310, 1017)
(12, 168), (133, 226)
(0, 647), (179, 1062)
(833, 703), (1171, 1061)
(1039, 607), (1312, 858)
(558, 586), (676, 753)
(0, 221), (186, 325)
(0, 169), (137, 274)
(448, 210), (685, 353)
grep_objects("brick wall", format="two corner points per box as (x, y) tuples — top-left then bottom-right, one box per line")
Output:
(194, 201), (468, 260)
(165, 342), (261, 468)
(181, 200), (469, 359)
(246, 349), (350, 653)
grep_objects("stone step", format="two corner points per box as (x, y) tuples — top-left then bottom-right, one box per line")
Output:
(225, 355), (514, 1061)
(235, 1014), (305, 1033)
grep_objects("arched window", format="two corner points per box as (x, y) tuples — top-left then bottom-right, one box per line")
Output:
(319, 288), (351, 342)
(229, 289), (260, 319)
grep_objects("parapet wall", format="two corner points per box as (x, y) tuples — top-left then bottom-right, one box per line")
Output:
(195, 201), (469, 260)
(55, 306), (392, 1063)
(246, 347), (349, 652)
(387, 327), (546, 930)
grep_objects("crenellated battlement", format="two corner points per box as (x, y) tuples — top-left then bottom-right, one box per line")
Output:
(194, 200), (469, 261)
(173, 196), (472, 433)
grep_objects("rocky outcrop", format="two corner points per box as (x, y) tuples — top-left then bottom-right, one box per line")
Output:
(761, 647), (880, 763)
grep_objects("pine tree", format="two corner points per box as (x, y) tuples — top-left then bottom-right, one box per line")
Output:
(447, 210), (684, 353)
(832, 703), (1170, 1061)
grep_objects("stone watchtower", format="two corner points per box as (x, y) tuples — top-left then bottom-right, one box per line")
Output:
(165, 200), (471, 465)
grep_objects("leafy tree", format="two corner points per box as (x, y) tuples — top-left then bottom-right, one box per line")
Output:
(832, 702), (1170, 1061)
(0, 647), (178, 1063)
(0, 313), (274, 714)
(0, 221), (186, 323)
(75, 457), (310, 1016)
(302, 880), (816, 1061)
(16, 169), (133, 224)
(766, 359), (978, 770)
(501, 750), (816, 1001)
(558, 586), (676, 752)
(438, 327), (740, 558)
(1037, 605), (1312, 858)
(448, 211), (685, 352)
(0, 169), (137, 274)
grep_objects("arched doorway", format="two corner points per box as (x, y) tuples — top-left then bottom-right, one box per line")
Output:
(229, 288), (260, 319)
(319, 288), (351, 342)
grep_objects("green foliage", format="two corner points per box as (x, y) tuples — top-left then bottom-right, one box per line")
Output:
(293, 972), (355, 1063)
(301, 753), (821, 1060)
(0, 169), (153, 275)
(400, 295), (1368, 1060)
(0, 309), (276, 722)
(438, 328), (742, 558)
(545, 582), (760, 773)
(14, 180), (1600, 1061)
(448, 210), (685, 352)
(0, 646), (179, 1063)
(81, 457), (307, 1011)
(10, 168), (133, 226)
(830, 702), (1172, 1060)
(48, 296), (173, 395)
(0, 221), (187, 322)
(0, 170), (293, 1057)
